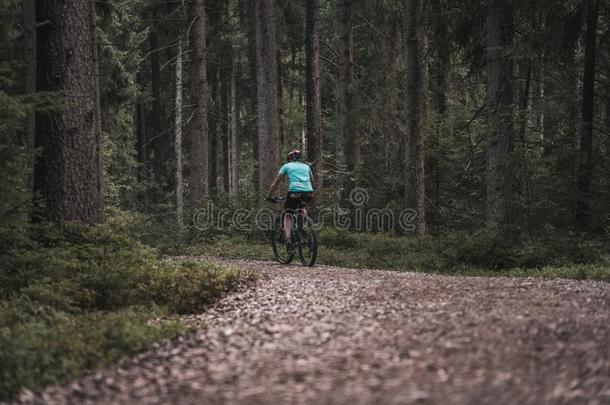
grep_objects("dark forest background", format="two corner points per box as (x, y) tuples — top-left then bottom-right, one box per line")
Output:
(1, 0), (610, 238)
(0, 0), (609, 398)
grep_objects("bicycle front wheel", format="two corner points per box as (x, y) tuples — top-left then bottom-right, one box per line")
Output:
(271, 216), (294, 264)
(298, 217), (318, 267)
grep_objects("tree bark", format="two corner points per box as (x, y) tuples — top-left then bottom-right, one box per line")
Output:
(336, 0), (358, 182)
(34, 0), (104, 224)
(575, 0), (599, 228)
(90, 2), (103, 214)
(558, 4), (583, 215)
(431, 0), (449, 117)
(605, 85), (610, 200)
(518, 63), (532, 143)
(230, 58), (239, 197)
(431, 0), (449, 217)
(187, 0), (210, 203)
(535, 64), (545, 140)
(278, 46), (285, 151)
(90, 1), (102, 159)
(210, 71), (219, 195)
(485, 0), (515, 234)
(405, 0), (427, 236)
(306, 0), (323, 195)
(242, 0), (259, 192)
(135, 73), (147, 168)
(23, 0), (36, 199)
(149, 27), (164, 185)
(255, 0), (281, 192)
(222, 54), (231, 195)
(175, 40), (184, 226)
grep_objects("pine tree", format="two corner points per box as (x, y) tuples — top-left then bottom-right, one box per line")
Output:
(175, 39), (184, 225)
(336, 0), (358, 188)
(405, 0), (427, 236)
(485, 0), (515, 234)
(255, 0), (281, 192)
(306, 0), (323, 195)
(575, 0), (599, 228)
(34, 0), (104, 224)
(187, 0), (210, 203)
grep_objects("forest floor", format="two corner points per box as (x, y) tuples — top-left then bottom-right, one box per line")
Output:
(17, 259), (610, 405)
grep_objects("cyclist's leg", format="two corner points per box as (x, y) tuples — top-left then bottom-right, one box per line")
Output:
(283, 194), (300, 243)
(283, 211), (293, 241)
(296, 193), (312, 221)
(295, 193), (313, 234)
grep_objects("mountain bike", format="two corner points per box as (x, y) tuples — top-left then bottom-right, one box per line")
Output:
(266, 196), (318, 267)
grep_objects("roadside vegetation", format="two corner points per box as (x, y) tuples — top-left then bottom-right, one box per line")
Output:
(136, 211), (609, 281)
(197, 230), (610, 281)
(0, 214), (246, 401)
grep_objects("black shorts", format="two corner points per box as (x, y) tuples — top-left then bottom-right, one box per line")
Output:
(284, 192), (313, 212)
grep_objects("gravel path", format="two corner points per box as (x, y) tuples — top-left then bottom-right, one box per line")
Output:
(18, 259), (610, 404)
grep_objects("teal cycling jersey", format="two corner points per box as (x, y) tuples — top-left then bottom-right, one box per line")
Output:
(278, 161), (314, 192)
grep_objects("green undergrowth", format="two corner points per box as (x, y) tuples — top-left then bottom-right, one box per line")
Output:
(0, 219), (246, 401)
(184, 229), (610, 281)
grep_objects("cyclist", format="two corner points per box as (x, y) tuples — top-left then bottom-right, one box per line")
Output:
(266, 149), (316, 253)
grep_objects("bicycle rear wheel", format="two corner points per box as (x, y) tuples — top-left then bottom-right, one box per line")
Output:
(271, 216), (294, 264)
(298, 217), (318, 267)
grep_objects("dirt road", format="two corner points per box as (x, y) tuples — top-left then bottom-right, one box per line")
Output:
(19, 259), (610, 404)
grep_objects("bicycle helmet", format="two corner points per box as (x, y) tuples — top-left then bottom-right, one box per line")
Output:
(287, 149), (302, 162)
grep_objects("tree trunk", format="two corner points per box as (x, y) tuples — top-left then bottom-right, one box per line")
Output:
(518, 62), (533, 234)
(222, 58), (230, 195)
(90, 2), (102, 163)
(149, 27), (164, 186)
(431, 0), (449, 117)
(306, 0), (323, 195)
(518, 63), (532, 143)
(405, 0), (427, 236)
(575, 0), (599, 228)
(277, 46), (285, 151)
(558, 5), (583, 218)
(209, 71), (219, 195)
(336, 0), (358, 183)
(135, 73), (147, 168)
(188, 0), (210, 203)
(255, 0), (281, 192)
(431, 0), (449, 217)
(175, 40), (184, 226)
(230, 58), (239, 197)
(535, 64), (545, 141)
(242, 0), (259, 192)
(23, 0), (36, 199)
(605, 85), (610, 201)
(485, 0), (515, 234)
(34, 0), (104, 224)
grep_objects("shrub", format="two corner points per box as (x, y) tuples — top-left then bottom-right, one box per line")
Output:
(0, 307), (183, 401)
(189, 227), (609, 280)
(320, 229), (359, 249)
(148, 261), (243, 314)
(0, 219), (247, 401)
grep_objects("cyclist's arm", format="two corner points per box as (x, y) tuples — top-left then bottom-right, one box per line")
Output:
(266, 173), (284, 198)
(310, 168), (317, 191)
